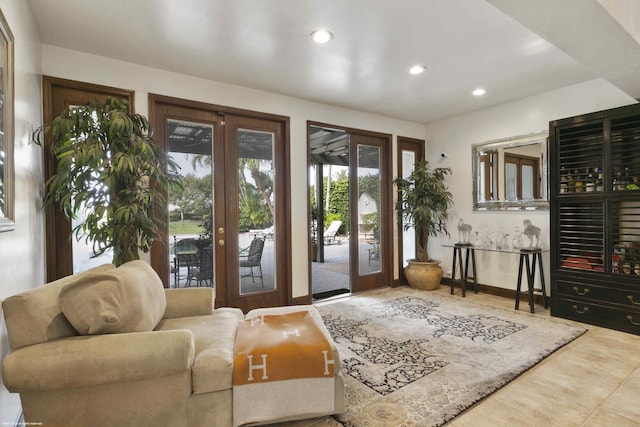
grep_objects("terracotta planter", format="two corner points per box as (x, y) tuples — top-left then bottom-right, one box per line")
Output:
(404, 259), (443, 290)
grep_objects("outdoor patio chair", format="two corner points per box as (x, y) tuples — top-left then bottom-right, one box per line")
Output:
(240, 237), (265, 286)
(172, 237), (199, 287)
(323, 220), (343, 245)
(186, 246), (214, 287)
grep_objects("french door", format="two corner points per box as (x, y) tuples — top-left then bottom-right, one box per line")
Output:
(397, 137), (424, 284)
(349, 133), (392, 292)
(308, 122), (391, 295)
(42, 77), (134, 281)
(150, 95), (289, 312)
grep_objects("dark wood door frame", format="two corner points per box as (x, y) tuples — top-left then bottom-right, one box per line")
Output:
(42, 76), (135, 281)
(349, 132), (392, 292)
(147, 100), (225, 291)
(306, 121), (393, 295)
(149, 94), (292, 311)
(396, 136), (425, 286)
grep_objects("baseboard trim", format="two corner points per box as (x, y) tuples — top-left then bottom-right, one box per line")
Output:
(441, 278), (547, 306)
(290, 294), (312, 306)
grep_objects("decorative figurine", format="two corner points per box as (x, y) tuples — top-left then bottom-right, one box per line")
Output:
(457, 219), (472, 244)
(512, 225), (524, 249)
(522, 219), (541, 248)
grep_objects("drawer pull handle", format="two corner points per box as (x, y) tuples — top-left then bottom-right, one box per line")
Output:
(572, 305), (589, 314)
(627, 315), (640, 326)
(573, 286), (590, 296)
(628, 295), (640, 306)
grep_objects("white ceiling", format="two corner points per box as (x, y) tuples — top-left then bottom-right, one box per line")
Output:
(26, 0), (640, 123)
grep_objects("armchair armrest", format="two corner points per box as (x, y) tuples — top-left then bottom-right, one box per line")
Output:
(2, 329), (194, 392)
(163, 287), (213, 319)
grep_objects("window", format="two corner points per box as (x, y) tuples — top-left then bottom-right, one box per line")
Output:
(504, 154), (540, 201)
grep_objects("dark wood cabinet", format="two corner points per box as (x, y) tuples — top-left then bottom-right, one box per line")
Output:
(550, 103), (640, 335)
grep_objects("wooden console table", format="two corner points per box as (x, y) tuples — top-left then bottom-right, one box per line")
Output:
(442, 244), (549, 313)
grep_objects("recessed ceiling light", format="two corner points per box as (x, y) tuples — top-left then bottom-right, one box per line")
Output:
(472, 88), (486, 96)
(311, 29), (333, 44)
(409, 65), (427, 75)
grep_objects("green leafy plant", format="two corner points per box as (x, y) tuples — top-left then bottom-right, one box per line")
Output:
(394, 160), (453, 262)
(33, 97), (181, 266)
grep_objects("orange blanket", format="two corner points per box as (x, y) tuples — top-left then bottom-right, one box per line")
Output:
(233, 310), (335, 385)
(232, 310), (338, 426)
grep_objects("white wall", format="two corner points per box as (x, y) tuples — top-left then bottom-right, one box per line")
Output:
(41, 44), (427, 298)
(425, 78), (637, 291)
(0, 0), (43, 423)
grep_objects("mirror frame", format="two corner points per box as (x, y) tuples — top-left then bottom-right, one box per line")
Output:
(0, 10), (14, 232)
(472, 130), (549, 211)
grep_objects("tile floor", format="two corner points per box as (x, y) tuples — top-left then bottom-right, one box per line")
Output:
(293, 286), (640, 427)
(439, 287), (640, 426)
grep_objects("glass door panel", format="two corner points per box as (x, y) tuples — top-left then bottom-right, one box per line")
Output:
(349, 132), (389, 292)
(401, 149), (416, 267)
(357, 144), (382, 275)
(72, 215), (114, 273)
(505, 162), (518, 201)
(522, 164), (534, 200)
(167, 119), (215, 288)
(65, 103), (114, 273)
(237, 129), (276, 294)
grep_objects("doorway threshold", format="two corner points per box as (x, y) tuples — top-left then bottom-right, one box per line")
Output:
(312, 288), (351, 302)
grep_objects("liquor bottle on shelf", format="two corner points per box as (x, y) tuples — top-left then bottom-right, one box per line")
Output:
(566, 169), (574, 192)
(596, 168), (603, 191)
(613, 169), (621, 191)
(574, 169), (584, 192)
(586, 168), (595, 192)
(560, 167), (566, 193)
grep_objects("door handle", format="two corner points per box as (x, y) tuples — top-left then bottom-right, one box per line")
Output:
(218, 239), (225, 246)
(218, 227), (224, 234)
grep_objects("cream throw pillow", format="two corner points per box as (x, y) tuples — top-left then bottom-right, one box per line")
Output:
(59, 260), (166, 335)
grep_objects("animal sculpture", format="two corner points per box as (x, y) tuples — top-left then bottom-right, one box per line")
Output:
(457, 219), (472, 244)
(523, 219), (541, 248)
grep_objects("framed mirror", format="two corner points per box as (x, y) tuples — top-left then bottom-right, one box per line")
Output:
(0, 10), (14, 232)
(472, 130), (548, 211)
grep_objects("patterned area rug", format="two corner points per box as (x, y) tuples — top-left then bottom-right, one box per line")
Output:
(316, 287), (586, 427)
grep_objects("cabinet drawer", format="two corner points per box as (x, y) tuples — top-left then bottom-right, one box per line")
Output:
(556, 279), (640, 308)
(553, 297), (640, 335)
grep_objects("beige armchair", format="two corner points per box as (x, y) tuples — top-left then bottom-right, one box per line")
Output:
(2, 261), (343, 427)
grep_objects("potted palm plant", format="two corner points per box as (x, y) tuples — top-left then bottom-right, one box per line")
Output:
(33, 97), (181, 266)
(394, 160), (453, 290)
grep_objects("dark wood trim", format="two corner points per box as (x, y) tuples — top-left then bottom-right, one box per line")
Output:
(396, 136), (425, 286)
(42, 76), (134, 281)
(149, 94), (291, 311)
(148, 93), (289, 122)
(308, 120), (392, 140)
(391, 278), (404, 287)
(441, 278), (548, 306)
(282, 116), (293, 306)
(307, 121), (393, 295)
(290, 295), (312, 306)
(147, 97), (226, 290)
(349, 132), (393, 292)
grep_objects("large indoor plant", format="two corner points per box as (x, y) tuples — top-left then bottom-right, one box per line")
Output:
(33, 97), (181, 266)
(394, 160), (453, 289)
